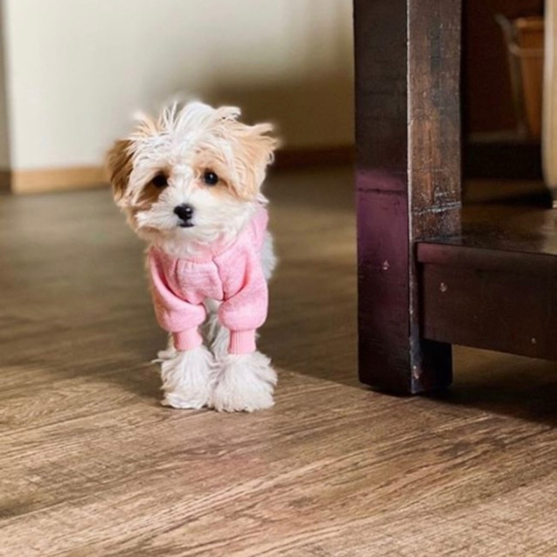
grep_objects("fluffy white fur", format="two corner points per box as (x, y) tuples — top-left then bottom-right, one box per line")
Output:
(107, 100), (279, 412)
(160, 346), (216, 409)
(210, 352), (277, 412)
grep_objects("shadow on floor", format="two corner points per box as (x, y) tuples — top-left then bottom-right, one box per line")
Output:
(427, 348), (557, 427)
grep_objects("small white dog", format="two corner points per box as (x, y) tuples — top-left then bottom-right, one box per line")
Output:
(107, 101), (278, 412)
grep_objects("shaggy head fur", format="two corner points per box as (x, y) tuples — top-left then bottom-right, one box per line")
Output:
(106, 101), (278, 258)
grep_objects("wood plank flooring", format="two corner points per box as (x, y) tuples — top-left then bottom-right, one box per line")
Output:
(0, 168), (556, 556)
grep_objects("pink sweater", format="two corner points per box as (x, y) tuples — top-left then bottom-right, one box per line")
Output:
(148, 208), (269, 354)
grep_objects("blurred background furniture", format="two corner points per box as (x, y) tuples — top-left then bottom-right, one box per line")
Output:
(497, 13), (543, 139)
(464, 0), (546, 183)
(543, 0), (557, 205)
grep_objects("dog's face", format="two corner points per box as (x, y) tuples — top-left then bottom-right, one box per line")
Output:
(107, 102), (277, 250)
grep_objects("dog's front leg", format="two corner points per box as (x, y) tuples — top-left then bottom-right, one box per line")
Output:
(203, 299), (230, 358)
(204, 307), (276, 413)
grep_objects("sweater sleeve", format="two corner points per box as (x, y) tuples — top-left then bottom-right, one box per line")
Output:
(218, 246), (268, 354)
(148, 250), (206, 351)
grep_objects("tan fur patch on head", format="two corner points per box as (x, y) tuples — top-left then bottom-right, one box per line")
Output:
(220, 118), (279, 201)
(106, 139), (134, 203)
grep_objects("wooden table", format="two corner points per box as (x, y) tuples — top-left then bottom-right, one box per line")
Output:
(355, 0), (557, 394)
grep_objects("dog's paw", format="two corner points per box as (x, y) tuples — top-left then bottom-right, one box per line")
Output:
(210, 351), (277, 412)
(160, 346), (216, 409)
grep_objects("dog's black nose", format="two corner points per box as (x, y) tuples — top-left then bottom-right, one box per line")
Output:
(174, 204), (195, 226)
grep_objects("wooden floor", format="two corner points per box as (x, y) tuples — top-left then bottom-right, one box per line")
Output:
(1, 168), (556, 556)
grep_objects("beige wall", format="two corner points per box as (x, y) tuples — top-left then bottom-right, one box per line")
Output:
(1, 0), (353, 172)
(0, 0), (10, 169)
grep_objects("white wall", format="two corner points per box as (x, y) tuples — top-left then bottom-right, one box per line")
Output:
(1, 0), (354, 171)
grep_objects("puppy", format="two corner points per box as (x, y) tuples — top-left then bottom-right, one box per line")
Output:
(106, 101), (278, 412)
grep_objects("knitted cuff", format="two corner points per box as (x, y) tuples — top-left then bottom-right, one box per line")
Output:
(173, 328), (203, 351)
(228, 330), (257, 354)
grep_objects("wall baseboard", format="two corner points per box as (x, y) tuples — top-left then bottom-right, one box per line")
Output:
(7, 146), (354, 194)
(11, 166), (106, 194)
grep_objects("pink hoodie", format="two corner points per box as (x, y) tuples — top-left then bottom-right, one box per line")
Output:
(148, 208), (269, 354)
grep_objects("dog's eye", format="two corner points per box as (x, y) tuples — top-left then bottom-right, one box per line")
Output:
(152, 173), (168, 188)
(202, 170), (219, 186)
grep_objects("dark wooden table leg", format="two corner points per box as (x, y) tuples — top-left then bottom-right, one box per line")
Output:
(354, 0), (462, 394)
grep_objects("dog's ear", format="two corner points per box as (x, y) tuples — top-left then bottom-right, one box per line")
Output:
(232, 123), (280, 200)
(106, 139), (134, 204)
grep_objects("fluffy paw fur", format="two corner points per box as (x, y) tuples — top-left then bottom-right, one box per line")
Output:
(160, 346), (216, 409)
(210, 351), (277, 412)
